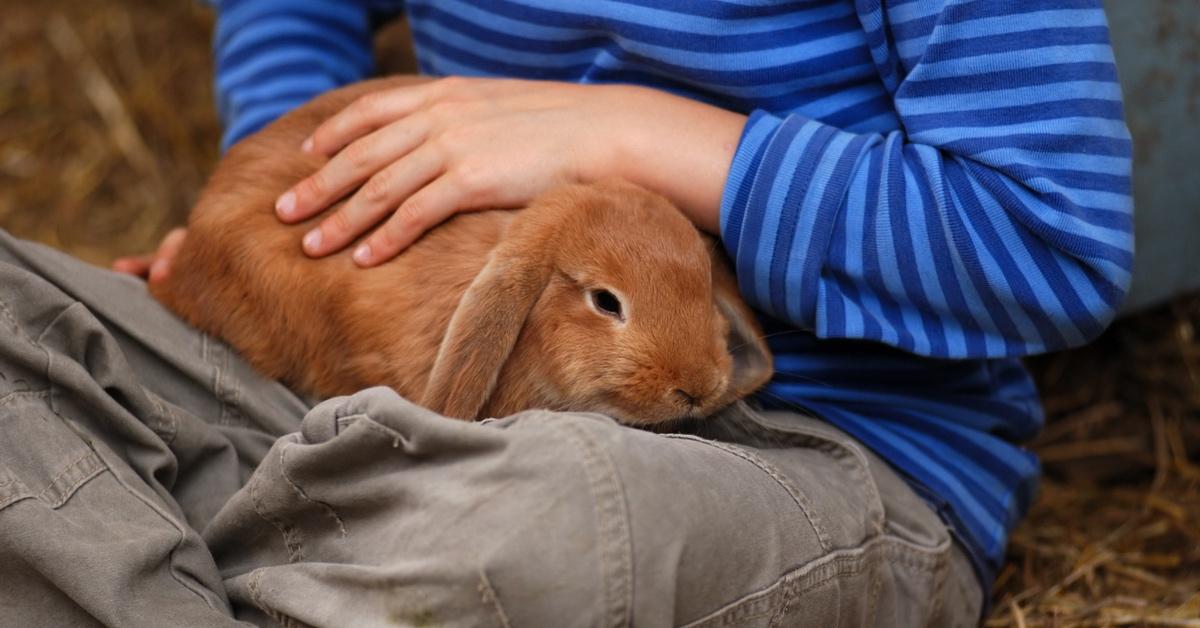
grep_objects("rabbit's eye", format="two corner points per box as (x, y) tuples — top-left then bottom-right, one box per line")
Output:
(590, 289), (624, 320)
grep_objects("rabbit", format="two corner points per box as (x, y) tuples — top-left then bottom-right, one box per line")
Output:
(150, 76), (773, 425)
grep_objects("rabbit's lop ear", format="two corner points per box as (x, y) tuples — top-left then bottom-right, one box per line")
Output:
(709, 243), (773, 398)
(422, 242), (553, 420)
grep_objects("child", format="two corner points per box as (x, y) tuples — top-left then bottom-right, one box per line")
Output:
(67, 0), (1133, 625)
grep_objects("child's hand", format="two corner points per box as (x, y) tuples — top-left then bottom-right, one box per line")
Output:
(275, 77), (743, 266)
(111, 228), (188, 283)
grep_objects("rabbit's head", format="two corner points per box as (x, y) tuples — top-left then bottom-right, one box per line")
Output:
(423, 180), (772, 424)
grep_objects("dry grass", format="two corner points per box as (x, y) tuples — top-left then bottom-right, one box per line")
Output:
(0, 0), (218, 265)
(992, 301), (1200, 626)
(1, 2), (1196, 625)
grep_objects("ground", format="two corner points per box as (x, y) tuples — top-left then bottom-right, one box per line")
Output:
(1, 2), (1196, 625)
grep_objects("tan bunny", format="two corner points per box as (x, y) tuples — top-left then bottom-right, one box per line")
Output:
(151, 76), (772, 424)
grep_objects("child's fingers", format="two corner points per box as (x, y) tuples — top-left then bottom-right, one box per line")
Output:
(354, 174), (464, 267)
(304, 143), (444, 258)
(148, 228), (188, 284)
(277, 113), (430, 223)
(111, 255), (154, 277)
(305, 80), (440, 156)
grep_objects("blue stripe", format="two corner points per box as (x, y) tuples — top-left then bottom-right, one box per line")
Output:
(903, 98), (1125, 132)
(720, 113), (774, 261)
(941, 133), (1132, 159)
(801, 133), (873, 322)
(941, 160), (1036, 356)
(409, 1), (865, 54)
(937, 0), (1106, 27)
(735, 115), (805, 309)
(912, 147), (986, 356)
(219, 33), (371, 84)
(440, 0), (859, 37)
(568, 0), (836, 20)
(900, 62), (1118, 98)
(768, 124), (838, 317)
(861, 136), (917, 351)
(922, 27), (1114, 62)
(891, 147), (949, 356)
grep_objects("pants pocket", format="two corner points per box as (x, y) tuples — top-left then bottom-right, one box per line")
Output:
(693, 402), (889, 546)
(0, 392), (236, 627)
(678, 404), (970, 628)
(0, 392), (106, 511)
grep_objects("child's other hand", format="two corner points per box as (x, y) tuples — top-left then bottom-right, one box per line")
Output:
(111, 228), (187, 284)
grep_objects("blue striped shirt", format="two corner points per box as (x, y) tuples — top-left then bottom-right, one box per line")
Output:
(210, 0), (1134, 590)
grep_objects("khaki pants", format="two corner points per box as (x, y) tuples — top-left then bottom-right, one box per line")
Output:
(0, 231), (982, 627)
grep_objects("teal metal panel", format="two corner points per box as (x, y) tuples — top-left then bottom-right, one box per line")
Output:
(1105, 0), (1200, 313)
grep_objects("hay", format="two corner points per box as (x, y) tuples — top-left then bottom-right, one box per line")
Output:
(0, 0), (219, 264)
(992, 300), (1200, 626)
(1, 2), (1196, 625)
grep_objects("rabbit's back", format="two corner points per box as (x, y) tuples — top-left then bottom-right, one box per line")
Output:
(153, 77), (513, 399)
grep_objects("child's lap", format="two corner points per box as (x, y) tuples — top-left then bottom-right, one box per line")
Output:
(0, 229), (980, 627)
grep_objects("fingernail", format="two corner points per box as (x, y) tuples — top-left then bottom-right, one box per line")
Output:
(303, 229), (322, 253)
(276, 190), (296, 218)
(150, 258), (170, 282)
(353, 244), (371, 265)
(301, 136), (314, 153)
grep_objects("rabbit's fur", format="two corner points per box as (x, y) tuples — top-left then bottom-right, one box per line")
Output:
(151, 76), (772, 424)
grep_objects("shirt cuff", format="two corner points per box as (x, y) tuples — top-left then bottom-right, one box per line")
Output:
(719, 110), (875, 330)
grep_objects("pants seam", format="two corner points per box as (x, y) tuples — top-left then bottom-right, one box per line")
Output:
(477, 567), (514, 628)
(740, 415), (887, 536)
(681, 534), (952, 628)
(0, 465), (32, 511)
(664, 434), (833, 553)
(250, 447), (306, 563)
(0, 388), (52, 409)
(337, 414), (408, 446)
(550, 416), (634, 628)
(929, 541), (950, 624)
(145, 393), (180, 447)
(0, 297), (20, 336)
(36, 447), (105, 508)
(248, 567), (302, 628)
(202, 333), (244, 427)
(278, 442), (347, 538)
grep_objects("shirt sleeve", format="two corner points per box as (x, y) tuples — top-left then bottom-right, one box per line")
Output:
(719, 0), (1133, 359)
(211, 0), (405, 150)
